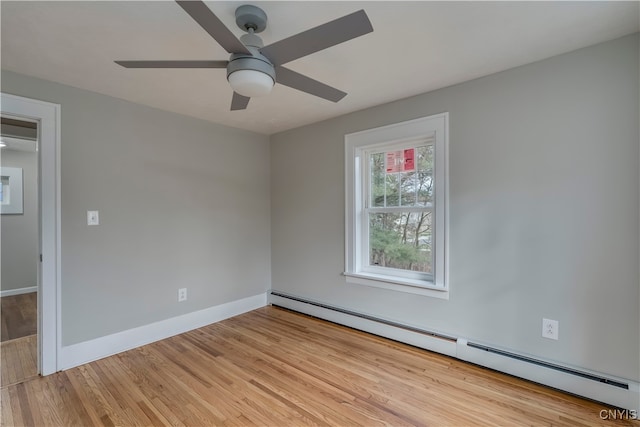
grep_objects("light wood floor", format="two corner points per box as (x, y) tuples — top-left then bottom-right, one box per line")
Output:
(0, 292), (38, 388)
(1, 334), (38, 388)
(1, 306), (636, 426)
(1, 292), (37, 342)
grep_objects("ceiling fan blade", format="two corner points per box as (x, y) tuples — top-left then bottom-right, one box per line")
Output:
(175, 0), (251, 55)
(115, 60), (228, 68)
(276, 66), (346, 102)
(231, 92), (250, 110)
(260, 10), (373, 66)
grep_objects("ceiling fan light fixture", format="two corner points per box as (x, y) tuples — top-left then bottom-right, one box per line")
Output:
(228, 69), (274, 98)
(116, 1), (373, 110)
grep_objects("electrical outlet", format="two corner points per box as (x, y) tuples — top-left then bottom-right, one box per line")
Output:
(87, 210), (99, 226)
(542, 318), (559, 340)
(178, 288), (187, 302)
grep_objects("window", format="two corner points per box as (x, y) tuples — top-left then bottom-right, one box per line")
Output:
(345, 114), (448, 298)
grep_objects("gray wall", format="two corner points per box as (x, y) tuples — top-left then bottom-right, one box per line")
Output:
(1, 71), (271, 345)
(270, 34), (640, 381)
(1, 34), (637, 382)
(1, 149), (38, 292)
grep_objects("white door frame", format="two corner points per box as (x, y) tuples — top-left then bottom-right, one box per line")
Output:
(1, 92), (61, 375)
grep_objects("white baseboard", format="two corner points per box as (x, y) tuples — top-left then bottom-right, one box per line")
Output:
(59, 292), (267, 371)
(269, 292), (639, 411)
(0, 286), (37, 297)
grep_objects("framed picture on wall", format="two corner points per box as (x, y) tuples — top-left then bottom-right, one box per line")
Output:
(0, 167), (24, 214)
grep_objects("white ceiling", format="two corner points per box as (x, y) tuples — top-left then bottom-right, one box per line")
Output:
(2, 1), (638, 135)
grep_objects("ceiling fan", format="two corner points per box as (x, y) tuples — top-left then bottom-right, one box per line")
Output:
(115, 1), (373, 111)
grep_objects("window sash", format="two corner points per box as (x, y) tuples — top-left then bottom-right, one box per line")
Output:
(362, 141), (435, 281)
(365, 142), (434, 210)
(361, 209), (435, 281)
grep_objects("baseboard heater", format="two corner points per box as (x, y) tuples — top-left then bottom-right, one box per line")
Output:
(269, 291), (639, 410)
(465, 341), (627, 389)
(270, 291), (456, 341)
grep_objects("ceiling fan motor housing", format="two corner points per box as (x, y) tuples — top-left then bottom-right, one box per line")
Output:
(226, 52), (275, 82)
(226, 50), (275, 97)
(227, 25), (276, 97)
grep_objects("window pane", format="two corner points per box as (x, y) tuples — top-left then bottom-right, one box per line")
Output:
(370, 153), (385, 207)
(400, 172), (416, 206)
(385, 174), (400, 206)
(417, 144), (434, 171)
(417, 173), (433, 205)
(417, 145), (434, 206)
(369, 211), (432, 273)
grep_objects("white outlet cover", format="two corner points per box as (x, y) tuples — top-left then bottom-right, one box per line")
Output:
(87, 210), (99, 225)
(178, 288), (187, 302)
(542, 318), (559, 340)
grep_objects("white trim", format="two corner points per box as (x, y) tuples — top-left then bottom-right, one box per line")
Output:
(343, 272), (449, 299)
(346, 114), (448, 147)
(344, 113), (449, 296)
(59, 292), (267, 370)
(1, 93), (61, 376)
(0, 286), (37, 297)
(269, 293), (639, 410)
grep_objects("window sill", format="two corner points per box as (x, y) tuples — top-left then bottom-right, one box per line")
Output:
(343, 272), (449, 299)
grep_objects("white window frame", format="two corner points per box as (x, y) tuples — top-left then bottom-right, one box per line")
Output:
(344, 113), (449, 299)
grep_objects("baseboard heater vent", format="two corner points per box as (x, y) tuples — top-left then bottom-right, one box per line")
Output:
(270, 291), (456, 342)
(466, 342), (629, 390)
(269, 291), (638, 409)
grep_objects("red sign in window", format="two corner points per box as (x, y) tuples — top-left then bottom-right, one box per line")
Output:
(386, 148), (415, 173)
(404, 148), (415, 172)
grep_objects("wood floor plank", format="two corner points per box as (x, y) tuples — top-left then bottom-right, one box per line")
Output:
(92, 356), (158, 426)
(149, 338), (297, 425)
(207, 326), (392, 425)
(77, 364), (137, 427)
(1, 292), (38, 390)
(1, 293), (37, 342)
(64, 367), (118, 426)
(1, 334), (38, 388)
(1, 306), (638, 426)
(220, 320), (437, 424)
(0, 387), (15, 426)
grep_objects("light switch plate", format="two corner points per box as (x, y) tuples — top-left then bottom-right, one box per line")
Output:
(87, 210), (99, 226)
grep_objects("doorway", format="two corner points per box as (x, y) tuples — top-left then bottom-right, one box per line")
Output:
(0, 117), (39, 386)
(0, 92), (61, 378)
